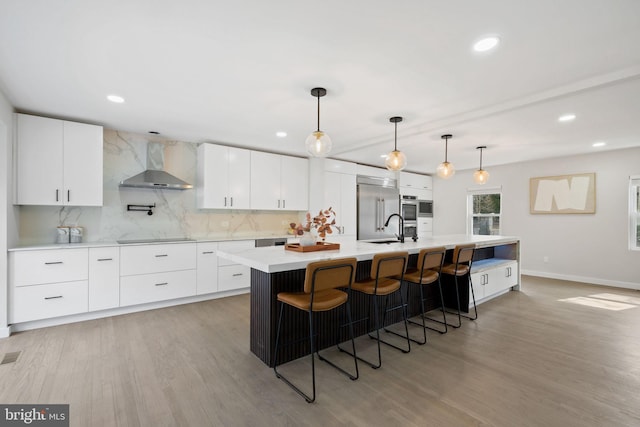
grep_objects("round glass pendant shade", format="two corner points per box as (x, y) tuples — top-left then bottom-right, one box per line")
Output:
(305, 131), (332, 157)
(436, 161), (455, 179)
(473, 169), (490, 185)
(385, 150), (407, 171)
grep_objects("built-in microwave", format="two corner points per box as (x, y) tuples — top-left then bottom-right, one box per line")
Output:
(401, 195), (418, 222)
(418, 200), (433, 217)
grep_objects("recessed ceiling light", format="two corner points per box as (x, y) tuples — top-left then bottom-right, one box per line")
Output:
(473, 36), (500, 52)
(276, 131), (287, 138)
(592, 141), (606, 147)
(558, 114), (576, 122)
(107, 94), (125, 103)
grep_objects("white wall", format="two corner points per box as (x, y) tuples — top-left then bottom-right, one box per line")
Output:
(0, 87), (13, 337)
(434, 147), (640, 289)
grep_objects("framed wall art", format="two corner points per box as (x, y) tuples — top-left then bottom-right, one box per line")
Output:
(530, 173), (596, 214)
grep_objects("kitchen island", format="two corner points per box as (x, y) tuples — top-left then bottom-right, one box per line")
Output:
(217, 234), (520, 367)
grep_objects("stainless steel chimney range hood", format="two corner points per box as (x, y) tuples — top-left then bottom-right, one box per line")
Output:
(119, 142), (193, 190)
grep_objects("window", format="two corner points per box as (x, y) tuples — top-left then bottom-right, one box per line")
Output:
(468, 190), (502, 235)
(630, 177), (640, 250)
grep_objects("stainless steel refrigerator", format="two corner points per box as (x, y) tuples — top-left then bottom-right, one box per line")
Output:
(357, 176), (400, 240)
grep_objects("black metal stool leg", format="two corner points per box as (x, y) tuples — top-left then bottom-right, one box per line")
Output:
(273, 303), (317, 403)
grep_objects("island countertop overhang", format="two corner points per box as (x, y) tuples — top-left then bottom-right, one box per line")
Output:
(216, 234), (520, 273)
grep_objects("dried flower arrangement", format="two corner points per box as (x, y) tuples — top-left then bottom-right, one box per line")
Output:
(289, 207), (337, 240)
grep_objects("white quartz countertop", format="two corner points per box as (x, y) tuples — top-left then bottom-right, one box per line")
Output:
(216, 234), (520, 273)
(8, 234), (294, 251)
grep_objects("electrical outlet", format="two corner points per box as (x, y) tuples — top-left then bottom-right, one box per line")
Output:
(543, 256), (549, 263)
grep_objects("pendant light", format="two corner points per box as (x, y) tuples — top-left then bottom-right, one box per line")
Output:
(473, 146), (490, 185)
(305, 87), (332, 157)
(385, 116), (406, 171)
(436, 134), (455, 179)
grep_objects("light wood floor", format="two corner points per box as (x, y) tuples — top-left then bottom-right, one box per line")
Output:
(1, 276), (640, 426)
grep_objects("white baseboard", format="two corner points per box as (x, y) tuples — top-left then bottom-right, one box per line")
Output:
(8, 288), (250, 334)
(521, 270), (640, 291)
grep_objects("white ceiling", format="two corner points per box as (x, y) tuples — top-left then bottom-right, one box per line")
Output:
(1, 0), (639, 174)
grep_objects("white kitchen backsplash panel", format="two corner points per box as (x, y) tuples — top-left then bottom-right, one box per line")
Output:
(17, 130), (301, 244)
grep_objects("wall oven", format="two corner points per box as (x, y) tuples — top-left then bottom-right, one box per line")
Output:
(401, 195), (418, 222)
(418, 200), (433, 217)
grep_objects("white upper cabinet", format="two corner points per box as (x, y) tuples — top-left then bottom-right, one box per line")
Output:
(399, 172), (433, 200)
(250, 151), (308, 211)
(15, 113), (103, 206)
(197, 144), (251, 209)
(324, 171), (357, 237)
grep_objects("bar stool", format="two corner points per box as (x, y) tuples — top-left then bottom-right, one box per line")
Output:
(440, 243), (477, 328)
(273, 257), (358, 403)
(400, 246), (448, 344)
(341, 251), (410, 369)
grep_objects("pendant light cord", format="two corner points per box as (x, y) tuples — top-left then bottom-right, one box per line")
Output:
(479, 147), (483, 170)
(394, 121), (398, 150)
(316, 94), (321, 132)
(444, 137), (449, 162)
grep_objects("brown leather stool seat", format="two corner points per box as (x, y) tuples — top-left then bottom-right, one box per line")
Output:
(273, 257), (359, 403)
(340, 251), (410, 369)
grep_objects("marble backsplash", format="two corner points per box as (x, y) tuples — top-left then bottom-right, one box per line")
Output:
(17, 130), (302, 245)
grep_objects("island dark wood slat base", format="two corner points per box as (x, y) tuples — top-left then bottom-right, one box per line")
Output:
(250, 254), (471, 367)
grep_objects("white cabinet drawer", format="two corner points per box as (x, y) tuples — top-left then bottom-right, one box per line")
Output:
(197, 242), (218, 295)
(89, 247), (120, 311)
(10, 248), (88, 286)
(218, 264), (250, 291)
(217, 240), (254, 266)
(11, 280), (88, 323)
(120, 269), (197, 306)
(120, 243), (196, 276)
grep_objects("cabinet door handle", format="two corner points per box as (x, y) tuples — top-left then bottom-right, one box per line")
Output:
(55, 189), (59, 202)
(155, 282), (168, 286)
(97, 258), (113, 261)
(45, 261), (63, 265)
(277, 199), (280, 208)
(155, 254), (168, 258)
(282, 199), (285, 209)
(67, 189), (70, 202)
(232, 273), (243, 277)
(224, 196), (227, 207)
(230, 197), (233, 207)
(202, 251), (214, 254)
(44, 295), (63, 300)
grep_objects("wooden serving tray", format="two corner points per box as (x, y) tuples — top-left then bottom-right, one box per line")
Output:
(285, 242), (340, 252)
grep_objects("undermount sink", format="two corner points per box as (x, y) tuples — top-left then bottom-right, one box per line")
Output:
(366, 239), (402, 244)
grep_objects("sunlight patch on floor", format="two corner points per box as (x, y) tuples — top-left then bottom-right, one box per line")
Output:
(558, 294), (638, 311)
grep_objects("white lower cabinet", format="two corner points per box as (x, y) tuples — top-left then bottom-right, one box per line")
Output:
(218, 264), (250, 291)
(417, 218), (433, 240)
(9, 248), (90, 323)
(89, 247), (120, 311)
(470, 260), (518, 308)
(11, 281), (89, 323)
(217, 240), (253, 291)
(197, 242), (218, 295)
(9, 239), (252, 326)
(120, 270), (197, 306)
(119, 243), (197, 307)
(10, 248), (88, 286)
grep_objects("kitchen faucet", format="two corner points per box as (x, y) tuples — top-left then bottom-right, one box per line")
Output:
(384, 213), (405, 243)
